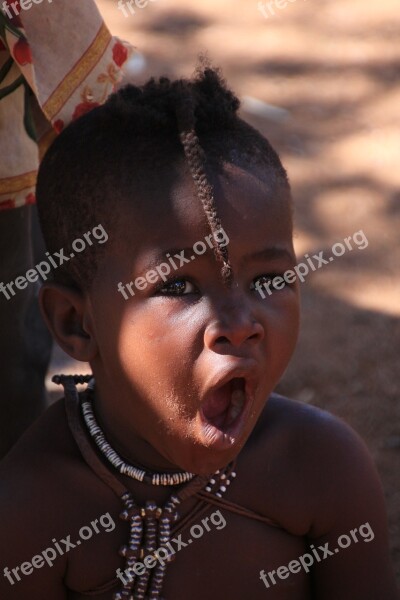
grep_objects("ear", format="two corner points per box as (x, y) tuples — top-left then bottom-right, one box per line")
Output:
(39, 283), (97, 362)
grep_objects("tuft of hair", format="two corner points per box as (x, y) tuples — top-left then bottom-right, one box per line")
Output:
(36, 61), (290, 290)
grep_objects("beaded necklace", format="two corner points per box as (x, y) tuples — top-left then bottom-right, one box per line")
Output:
(53, 374), (236, 600)
(81, 378), (195, 487)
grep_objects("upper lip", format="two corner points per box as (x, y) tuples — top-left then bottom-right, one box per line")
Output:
(201, 359), (260, 404)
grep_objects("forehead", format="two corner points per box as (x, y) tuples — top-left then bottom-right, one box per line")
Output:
(119, 162), (292, 253)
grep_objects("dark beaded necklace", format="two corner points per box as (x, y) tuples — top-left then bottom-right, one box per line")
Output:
(53, 374), (236, 600)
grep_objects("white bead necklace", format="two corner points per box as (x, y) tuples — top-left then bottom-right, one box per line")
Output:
(81, 381), (195, 487)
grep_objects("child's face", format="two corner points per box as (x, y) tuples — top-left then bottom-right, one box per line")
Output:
(88, 162), (299, 475)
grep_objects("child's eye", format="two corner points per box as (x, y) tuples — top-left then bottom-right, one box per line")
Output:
(250, 273), (287, 292)
(156, 278), (198, 296)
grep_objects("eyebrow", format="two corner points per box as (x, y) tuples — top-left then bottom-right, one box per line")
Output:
(242, 246), (295, 264)
(151, 247), (210, 265)
(135, 245), (294, 280)
(163, 247), (204, 259)
(134, 246), (211, 278)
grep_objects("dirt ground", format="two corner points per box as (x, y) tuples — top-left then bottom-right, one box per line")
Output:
(47, 0), (400, 583)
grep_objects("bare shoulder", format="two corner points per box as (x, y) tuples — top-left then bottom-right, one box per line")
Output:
(240, 393), (388, 534)
(0, 398), (85, 494)
(0, 399), (113, 598)
(236, 394), (398, 598)
(0, 399), (86, 537)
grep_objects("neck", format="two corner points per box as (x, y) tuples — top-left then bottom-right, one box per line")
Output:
(93, 384), (190, 476)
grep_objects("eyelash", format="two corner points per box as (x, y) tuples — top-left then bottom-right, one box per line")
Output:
(250, 273), (288, 292)
(156, 274), (288, 297)
(156, 278), (198, 296)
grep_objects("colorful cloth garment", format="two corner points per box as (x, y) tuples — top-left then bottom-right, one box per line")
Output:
(0, 0), (133, 210)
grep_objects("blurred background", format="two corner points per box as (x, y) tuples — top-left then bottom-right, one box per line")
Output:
(46, 0), (400, 581)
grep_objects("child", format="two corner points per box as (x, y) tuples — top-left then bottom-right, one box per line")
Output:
(0, 65), (397, 599)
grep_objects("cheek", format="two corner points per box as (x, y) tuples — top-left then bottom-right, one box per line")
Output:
(263, 293), (300, 375)
(117, 306), (197, 391)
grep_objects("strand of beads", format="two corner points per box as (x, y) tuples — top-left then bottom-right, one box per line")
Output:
(115, 494), (179, 600)
(80, 385), (195, 487)
(148, 495), (180, 597)
(134, 501), (161, 599)
(204, 464), (237, 497)
(116, 492), (143, 599)
(52, 374), (93, 386)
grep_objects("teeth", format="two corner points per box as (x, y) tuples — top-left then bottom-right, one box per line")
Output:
(228, 389), (245, 423)
(228, 405), (242, 421)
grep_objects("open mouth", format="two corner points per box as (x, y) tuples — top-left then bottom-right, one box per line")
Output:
(199, 377), (253, 449)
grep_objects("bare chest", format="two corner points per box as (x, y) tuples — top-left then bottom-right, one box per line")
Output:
(66, 505), (311, 600)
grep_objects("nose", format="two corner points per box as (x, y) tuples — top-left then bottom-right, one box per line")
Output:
(204, 295), (265, 351)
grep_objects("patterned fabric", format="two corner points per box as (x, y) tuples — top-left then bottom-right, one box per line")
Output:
(0, 1), (133, 210)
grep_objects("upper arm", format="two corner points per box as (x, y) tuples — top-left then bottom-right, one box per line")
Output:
(303, 412), (398, 599)
(0, 470), (68, 599)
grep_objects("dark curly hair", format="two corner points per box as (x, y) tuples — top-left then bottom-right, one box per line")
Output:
(36, 62), (290, 290)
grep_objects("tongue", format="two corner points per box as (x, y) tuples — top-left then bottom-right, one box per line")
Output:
(202, 383), (231, 422)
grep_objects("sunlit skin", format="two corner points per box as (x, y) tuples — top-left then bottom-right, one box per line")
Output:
(0, 162), (397, 599)
(87, 162), (299, 476)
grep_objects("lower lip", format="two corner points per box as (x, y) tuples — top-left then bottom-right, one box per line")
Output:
(198, 393), (254, 451)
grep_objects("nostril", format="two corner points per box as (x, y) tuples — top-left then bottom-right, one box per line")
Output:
(215, 330), (261, 346)
(205, 318), (264, 350)
(215, 335), (230, 345)
(249, 331), (261, 341)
